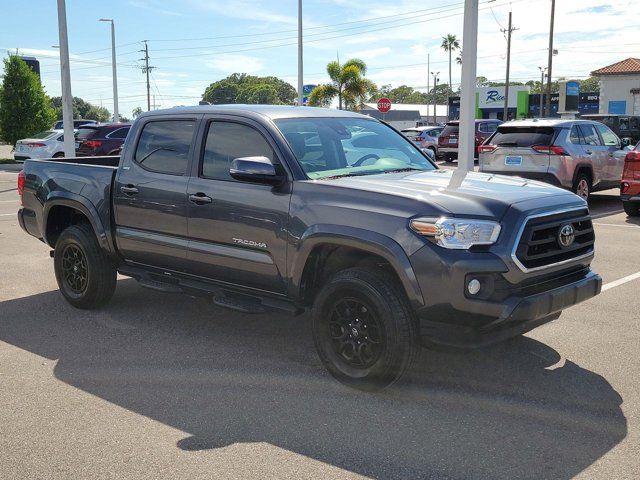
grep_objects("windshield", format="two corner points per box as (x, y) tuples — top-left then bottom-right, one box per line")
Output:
(274, 117), (436, 179)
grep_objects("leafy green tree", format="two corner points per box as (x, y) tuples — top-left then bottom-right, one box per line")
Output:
(0, 55), (55, 145)
(131, 107), (143, 118)
(580, 76), (600, 92)
(202, 74), (296, 105)
(441, 34), (461, 92)
(308, 58), (374, 110)
(85, 105), (111, 122)
(426, 83), (455, 104)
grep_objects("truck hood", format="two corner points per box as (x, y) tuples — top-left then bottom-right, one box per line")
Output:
(318, 169), (581, 219)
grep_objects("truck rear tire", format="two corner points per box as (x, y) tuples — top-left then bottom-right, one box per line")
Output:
(623, 202), (640, 217)
(312, 268), (418, 391)
(54, 224), (117, 309)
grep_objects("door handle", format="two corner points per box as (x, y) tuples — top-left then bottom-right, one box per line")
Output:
(120, 185), (139, 195)
(189, 193), (213, 204)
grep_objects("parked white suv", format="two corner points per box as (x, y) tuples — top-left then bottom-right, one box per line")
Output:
(478, 119), (630, 199)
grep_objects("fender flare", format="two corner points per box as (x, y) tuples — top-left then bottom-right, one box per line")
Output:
(572, 163), (594, 186)
(43, 193), (112, 252)
(289, 224), (425, 308)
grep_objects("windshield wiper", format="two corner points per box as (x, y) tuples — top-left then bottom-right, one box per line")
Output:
(380, 167), (425, 174)
(138, 146), (176, 164)
(320, 172), (377, 180)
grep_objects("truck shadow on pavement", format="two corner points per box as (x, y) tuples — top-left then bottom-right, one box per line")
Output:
(0, 280), (626, 479)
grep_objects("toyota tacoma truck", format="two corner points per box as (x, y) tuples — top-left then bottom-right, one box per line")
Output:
(18, 105), (602, 390)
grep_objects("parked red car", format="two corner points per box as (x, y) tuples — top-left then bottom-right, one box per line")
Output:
(76, 123), (131, 157)
(621, 141), (640, 216)
(437, 119), (502, 162)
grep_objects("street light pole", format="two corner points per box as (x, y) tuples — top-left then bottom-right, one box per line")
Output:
(458, 0), (479, 173)
(538, 66), (547, 117)
(297, 0), (303, 106)
(431, 71), (439, 125)
(99, 19), (119, 122)
(56, 0), (74, 158)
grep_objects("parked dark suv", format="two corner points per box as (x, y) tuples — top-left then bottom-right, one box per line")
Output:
(76, 123), (131, 156)
(438, 119), (502, 161)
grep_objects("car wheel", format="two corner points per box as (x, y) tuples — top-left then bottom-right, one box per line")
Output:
(623, 202), (640, 217)
(53, 152), (65, 158)
(312, 268), (419, 391)
(573, 173), (592, 201)
(54, 223), (117, 309)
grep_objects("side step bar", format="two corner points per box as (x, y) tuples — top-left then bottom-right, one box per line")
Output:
(118, 264), (303, 315)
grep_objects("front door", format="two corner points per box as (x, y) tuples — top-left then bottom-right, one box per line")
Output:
(113, 117), (198, 271)
(185, 118), (290, 294)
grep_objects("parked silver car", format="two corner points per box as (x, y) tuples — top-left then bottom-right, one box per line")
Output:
(401, 126), (442, 157)
(479, 119), (630, 199)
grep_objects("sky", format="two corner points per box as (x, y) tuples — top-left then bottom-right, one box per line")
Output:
(0, 0), (638, 117)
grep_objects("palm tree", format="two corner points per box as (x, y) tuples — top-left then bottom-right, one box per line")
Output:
(441, 34), (461, 92)
(456, 51), (463, 66)
(308, 58), (372, 110)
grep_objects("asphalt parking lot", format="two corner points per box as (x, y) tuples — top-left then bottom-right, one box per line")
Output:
(1, 164), (639, 479)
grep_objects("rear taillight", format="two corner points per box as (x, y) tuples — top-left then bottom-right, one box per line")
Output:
(624, 151), (640, 163)
(84, 140), (102, 149)
(17, 170), (25, 203)
(26, 142), (46, 148)
(532, 145), (568, 155)
(478, 144), (497, 153)
(623, 151), (640, 183)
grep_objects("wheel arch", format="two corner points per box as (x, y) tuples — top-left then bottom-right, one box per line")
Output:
(43, 194), (111, 251)
(290, 225), (424, 308)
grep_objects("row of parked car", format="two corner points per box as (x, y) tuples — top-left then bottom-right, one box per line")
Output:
(13, 120), (131, 161)
(402, 118), (640, 215)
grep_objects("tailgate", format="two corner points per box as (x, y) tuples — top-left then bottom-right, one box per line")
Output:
(481, 147), (550, 174)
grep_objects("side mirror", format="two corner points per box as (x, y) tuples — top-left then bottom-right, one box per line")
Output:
(230, 156), (285, 185)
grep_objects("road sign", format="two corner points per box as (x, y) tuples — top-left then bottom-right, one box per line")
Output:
(377, 97), (391, 113)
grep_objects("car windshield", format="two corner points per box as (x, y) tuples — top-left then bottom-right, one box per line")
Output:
(401, 129), (422, 140)
(274, 117), (436, 179)
(29, 131), (56, 139)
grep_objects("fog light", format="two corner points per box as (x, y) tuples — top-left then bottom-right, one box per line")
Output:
(467, 279), (481, 295)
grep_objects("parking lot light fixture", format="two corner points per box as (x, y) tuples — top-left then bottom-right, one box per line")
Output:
(99, 18), (119, 123)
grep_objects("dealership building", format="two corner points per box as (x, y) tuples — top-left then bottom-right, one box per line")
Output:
(448, 86), (600, 120)
(591, 58), (640, 115)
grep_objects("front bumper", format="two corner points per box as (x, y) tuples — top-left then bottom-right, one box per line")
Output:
(417, 269), (601, 348)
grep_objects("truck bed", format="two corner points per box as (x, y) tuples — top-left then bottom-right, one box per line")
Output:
(19, 156), (119, 246)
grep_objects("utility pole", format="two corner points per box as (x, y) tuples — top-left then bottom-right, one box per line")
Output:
(538, 66), (547, 117)
(140, 41), (155, 111)
(458, 0), (479, 173)
(545, 0), (556, 118)
(56, 0), (74, 158)
(501, 10), (518, 121)
(427, 52), (430, 108)
(297, 0), (304, 106)
(99, 19), (119, 122)
(431, 72), (440, 124)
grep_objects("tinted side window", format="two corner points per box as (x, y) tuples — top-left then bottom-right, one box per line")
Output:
(569, 125), (584, 145)
(202, 121), (274, 180)
(578, 124), (601, 146)
(135, 120), (195, 175)
(441, 124), (459, 136)
(108, 127), (130, 139)
(594, 123), (619, 147)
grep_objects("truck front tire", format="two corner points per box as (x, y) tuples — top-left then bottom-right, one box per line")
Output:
(54, 224), (117, 309)
(312, 268), (418, 391)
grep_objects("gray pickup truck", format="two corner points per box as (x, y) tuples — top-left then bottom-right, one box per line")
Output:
(18, 105), (601, 390)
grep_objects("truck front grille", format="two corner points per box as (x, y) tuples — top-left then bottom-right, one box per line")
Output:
(513, 208), (595, 271)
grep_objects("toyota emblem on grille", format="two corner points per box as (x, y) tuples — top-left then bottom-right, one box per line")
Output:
(558, 224), (575, 248)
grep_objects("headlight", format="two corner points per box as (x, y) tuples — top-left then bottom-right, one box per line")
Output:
(410, 217), (501, 249)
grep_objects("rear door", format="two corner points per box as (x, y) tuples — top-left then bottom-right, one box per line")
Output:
(113, 116), (198, 271)
(480, 126), (554, 174)
(184, 116), (291, 294)
(578, 123), (606, 184)
(593, 122), (626, 182)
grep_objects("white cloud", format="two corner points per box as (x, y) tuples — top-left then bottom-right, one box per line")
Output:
(206, 54), (264, 74)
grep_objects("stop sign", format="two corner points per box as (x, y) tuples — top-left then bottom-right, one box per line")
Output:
(377, 97), (391, 113)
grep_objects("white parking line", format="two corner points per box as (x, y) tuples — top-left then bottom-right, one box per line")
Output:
(602, 271), (640, 292)
(594, 222), (639, 228)
(0, 213), (16, 216)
